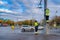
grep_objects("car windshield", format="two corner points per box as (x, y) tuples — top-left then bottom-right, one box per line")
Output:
(23, 25), (28, 27)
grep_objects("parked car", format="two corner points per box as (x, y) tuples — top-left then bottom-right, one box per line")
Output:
(3, 23), (8, 27)
(21, 25), (34, 32)
(31, 26), (44, 30)
(38, 26), (44, 30)
(21, 25), (44, 32)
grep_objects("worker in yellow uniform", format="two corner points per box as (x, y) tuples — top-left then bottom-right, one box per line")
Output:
(34, 20), (39, 34)
(11, 25), (15, 30)
(46, 8), (50, 23)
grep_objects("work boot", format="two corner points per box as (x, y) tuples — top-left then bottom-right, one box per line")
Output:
(34, 32), (39, 35)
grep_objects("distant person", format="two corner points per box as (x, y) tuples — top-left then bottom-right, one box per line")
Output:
(11, 25), (15, 30)
(34, 20), (39, 34)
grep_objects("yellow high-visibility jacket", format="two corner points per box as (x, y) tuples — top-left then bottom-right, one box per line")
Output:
(46, 9), (50, 16)
(34, 22), (38, 26)
(11, 25), (15, 30)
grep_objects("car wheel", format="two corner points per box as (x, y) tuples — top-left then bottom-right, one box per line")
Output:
(22, 28), (25, 32)
(30, 28), (34, 32)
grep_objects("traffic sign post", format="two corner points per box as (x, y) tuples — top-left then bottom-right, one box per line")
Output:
(37, 0), (50, 34)
(44, 0), (50, 34)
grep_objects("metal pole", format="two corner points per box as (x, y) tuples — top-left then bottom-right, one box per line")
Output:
(44, 0), (47, 34)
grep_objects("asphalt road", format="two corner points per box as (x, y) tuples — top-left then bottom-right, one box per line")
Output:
(0, 27), (60, 40)
(0, 33), (60, 40)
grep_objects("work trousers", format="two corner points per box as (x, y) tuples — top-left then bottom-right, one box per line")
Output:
(46, 16), (49, 20)
(35, 26), (38, 32)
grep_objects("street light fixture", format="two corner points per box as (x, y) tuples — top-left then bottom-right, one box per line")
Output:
(38, 0), (42, 8)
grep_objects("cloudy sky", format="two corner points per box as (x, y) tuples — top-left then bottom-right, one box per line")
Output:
(0, 0), (60, 22)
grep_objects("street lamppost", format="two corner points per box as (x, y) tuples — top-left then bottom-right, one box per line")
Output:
(38, 0), (48, 34)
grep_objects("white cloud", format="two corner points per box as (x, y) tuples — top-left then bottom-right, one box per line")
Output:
(0, 9), (13, 13)
(9, 0), (43, 21)
(1, 0), (60, 21)
(0, 1), (4, 4)
(0, 9), (21, 14)
(0, 1), (8, 4)
(21, 0), (44, 21)
(47, 0), (60, 8)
